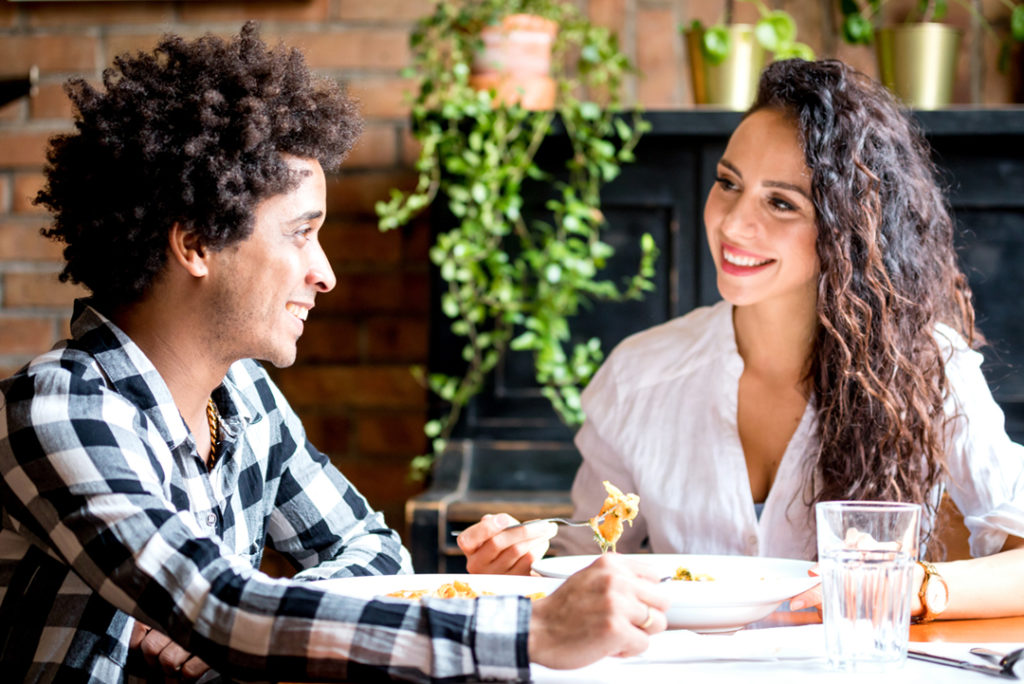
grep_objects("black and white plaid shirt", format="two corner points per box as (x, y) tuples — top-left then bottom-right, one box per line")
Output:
(0, 300), (529, 683)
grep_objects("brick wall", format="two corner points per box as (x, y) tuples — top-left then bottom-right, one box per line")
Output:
(0, 0), (1021, 554)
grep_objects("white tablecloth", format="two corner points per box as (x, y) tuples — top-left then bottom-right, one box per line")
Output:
(531, 625), (1023, 683)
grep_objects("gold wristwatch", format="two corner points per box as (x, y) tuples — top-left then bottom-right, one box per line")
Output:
(913, 560), (949, 623)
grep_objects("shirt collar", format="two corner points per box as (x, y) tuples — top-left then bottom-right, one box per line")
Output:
(69, 298), (259, 456)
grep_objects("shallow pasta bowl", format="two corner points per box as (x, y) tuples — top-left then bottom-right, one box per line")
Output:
(532, 553), (820, 633)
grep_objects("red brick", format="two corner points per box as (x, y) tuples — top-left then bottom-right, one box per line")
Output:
(0, 99), (24, 123)
(325, 170), (418, 217)
(336, 0), (434, 22)
(272, 364), (425, 409)
(637, 8), (682, 109)
(274, 29), (410, 70)
(320, 272), (428, 315)
(400, 126), (422, 167)
(0, 130), (67, 168)
(320, 219), (403, 266)
(179, 0), (330, 23)
(104, 32), (208, 63)
(589, 0), (627, 35)
(12, 172), (47, 214)
(0, 222), (63, 261)
(355, 411), (428, 455)
(0, 35), (98, 74)
(25, 2), (175, 27)
(290, 410), (352, 455)
(0, 316), (54, 355)
(344, 124), (398, 169)
(365, 317), (428, 362)
(0, 2), (17, 28)
(3, 271), (86, 308)
(348, 77), (417, 119)
(295, 317), (360, 363)
(29, 82), (74, 121)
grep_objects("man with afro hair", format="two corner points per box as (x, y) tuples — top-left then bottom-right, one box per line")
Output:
(0, 22), (667, 683)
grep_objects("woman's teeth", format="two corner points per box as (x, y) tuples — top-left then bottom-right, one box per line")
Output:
(723, 249), (772, 267)
(286, 304), (309, 321)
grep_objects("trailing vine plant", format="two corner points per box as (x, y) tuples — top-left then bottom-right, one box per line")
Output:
(376, 0), (658, 479)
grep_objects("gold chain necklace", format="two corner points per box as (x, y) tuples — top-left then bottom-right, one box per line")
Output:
(205, 398), (219, 470)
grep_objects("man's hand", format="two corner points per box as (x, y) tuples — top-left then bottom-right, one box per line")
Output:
(130, 620), (211, 682)
(527, 553), (669, 669)
(457, 513), (558, 575)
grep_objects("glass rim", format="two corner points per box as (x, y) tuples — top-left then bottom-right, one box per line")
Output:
(815, 500), (922, 512)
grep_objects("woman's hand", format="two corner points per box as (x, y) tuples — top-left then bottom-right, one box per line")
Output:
(457, 513), (558, 575)
(787, 563), (822, 613)
(130, 620), (210, 682)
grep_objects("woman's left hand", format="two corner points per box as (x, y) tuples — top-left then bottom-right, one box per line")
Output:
(787, 564), (822, 613)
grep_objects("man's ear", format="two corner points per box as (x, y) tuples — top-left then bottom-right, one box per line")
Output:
(168, 222), (210, 277)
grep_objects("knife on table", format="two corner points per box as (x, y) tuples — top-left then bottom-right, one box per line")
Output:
(908, 649), (1018, 679)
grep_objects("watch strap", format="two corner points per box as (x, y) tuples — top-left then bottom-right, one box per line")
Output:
(913, 560), (947, 624)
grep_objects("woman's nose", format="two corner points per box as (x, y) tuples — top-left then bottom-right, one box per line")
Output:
(720, 194), (759, 240)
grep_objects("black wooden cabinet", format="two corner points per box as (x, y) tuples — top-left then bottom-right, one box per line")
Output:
(407, 109), (1024, 573)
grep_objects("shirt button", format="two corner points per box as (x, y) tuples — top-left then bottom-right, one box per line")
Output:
(747, 535), (758, 549)
(206, 513), (217, 527)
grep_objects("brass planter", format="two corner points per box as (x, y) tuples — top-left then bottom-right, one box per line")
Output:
(684, 25), (765, 111)
(876, 23), (961, 110)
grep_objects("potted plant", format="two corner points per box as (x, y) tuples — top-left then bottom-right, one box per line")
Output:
(376, 0), (659, 479)
(839, 0), (1024, 108)
(682, 0), (814, 110)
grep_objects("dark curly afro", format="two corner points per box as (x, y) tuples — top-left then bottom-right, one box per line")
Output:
(36, 21), (362, 309)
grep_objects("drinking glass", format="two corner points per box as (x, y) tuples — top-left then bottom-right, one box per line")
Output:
(815, 501), (921, 672)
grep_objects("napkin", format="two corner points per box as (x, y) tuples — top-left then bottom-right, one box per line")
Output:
(624, 624), (825, 663)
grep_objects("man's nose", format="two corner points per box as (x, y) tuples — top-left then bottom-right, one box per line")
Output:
(307, 240), (336, 293)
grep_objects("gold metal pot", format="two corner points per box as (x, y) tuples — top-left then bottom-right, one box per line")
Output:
(876, 23), (961, 110)
(684, 25), (765, 111)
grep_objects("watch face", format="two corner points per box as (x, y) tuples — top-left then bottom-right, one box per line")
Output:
(926, 576), (950, 613)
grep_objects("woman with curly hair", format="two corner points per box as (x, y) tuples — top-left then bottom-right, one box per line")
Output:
(1, 22), (671, 683)
(460, 59), (1024, 620)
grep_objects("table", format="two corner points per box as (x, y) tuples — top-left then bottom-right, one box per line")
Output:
(527, 612), (1024, 684)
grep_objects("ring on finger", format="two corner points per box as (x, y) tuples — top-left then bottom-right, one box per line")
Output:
(640, 604), (655, 630)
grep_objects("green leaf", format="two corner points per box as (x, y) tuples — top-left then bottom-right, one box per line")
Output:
(424, 420), (442, 438)
(842, 14), (874, 45)
(701, 26), (731, 65)
(1013, 6), (1024, 43)
(775, 41), (815, 61)
(755, 12), (796, 53)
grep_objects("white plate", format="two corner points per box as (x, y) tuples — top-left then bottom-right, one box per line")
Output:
(316, 573), (562, 601)
(532, 553), (819, 633)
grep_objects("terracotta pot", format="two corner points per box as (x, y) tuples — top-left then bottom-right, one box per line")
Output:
(469, 13), (558, 110)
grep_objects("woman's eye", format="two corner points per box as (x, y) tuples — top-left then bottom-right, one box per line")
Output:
(714, 176), (737, 191)
(769, 197), (797, 212)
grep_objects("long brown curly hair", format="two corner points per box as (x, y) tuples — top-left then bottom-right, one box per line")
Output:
(35, 21), (361, 310)
(750, 60), (978, 546)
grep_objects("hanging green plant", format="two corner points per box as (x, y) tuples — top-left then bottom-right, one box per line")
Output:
(376, 0), (659, 480)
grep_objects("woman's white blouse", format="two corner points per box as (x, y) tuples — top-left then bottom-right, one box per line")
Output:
(551, 301), (1024, 560)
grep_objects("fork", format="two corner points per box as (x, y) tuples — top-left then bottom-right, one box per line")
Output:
(970, 646), (1024, 675)
(449, 514), (606, 537)
(503, 514), (606, 530)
